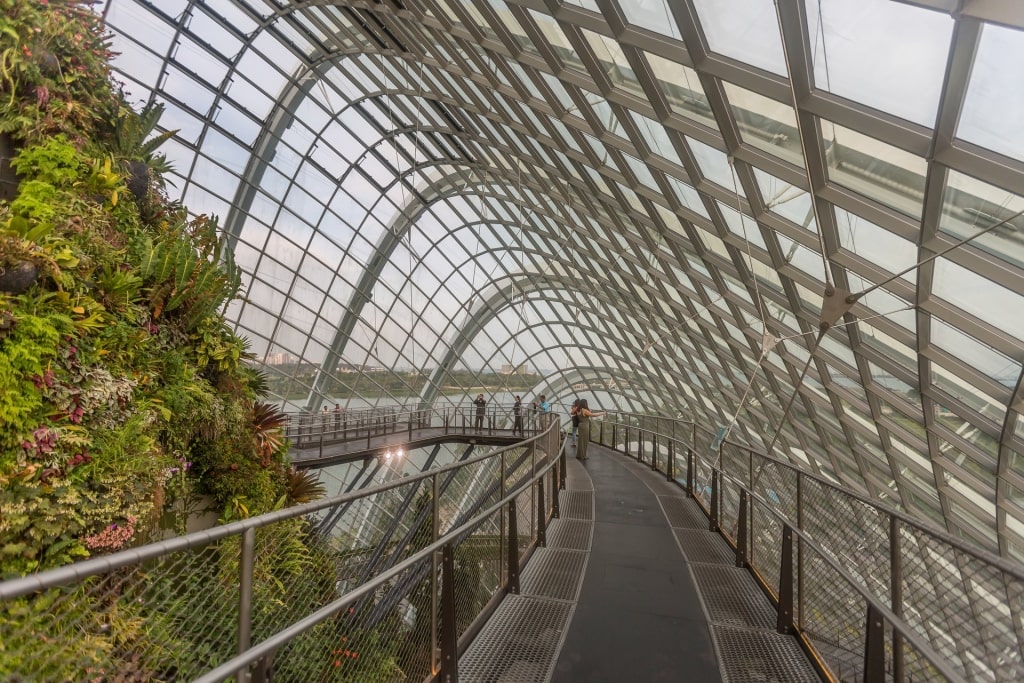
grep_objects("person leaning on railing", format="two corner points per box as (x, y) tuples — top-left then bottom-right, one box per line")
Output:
(574, 399), (605, 462)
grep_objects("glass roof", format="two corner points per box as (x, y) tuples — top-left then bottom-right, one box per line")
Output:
(97, 0), (1024, 561)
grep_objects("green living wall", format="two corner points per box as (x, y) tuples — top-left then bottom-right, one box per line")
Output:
(0, 3), (411, 680)
(0, 1), (311, 574)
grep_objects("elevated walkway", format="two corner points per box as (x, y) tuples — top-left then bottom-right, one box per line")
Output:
(289, 426), (525, 467)
(461, 442), (821, 682)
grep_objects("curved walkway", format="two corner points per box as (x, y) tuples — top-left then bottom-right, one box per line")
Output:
(460, 442), (821, 682)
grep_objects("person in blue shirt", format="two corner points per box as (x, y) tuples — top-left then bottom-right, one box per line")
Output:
(538, 395), (551, 429)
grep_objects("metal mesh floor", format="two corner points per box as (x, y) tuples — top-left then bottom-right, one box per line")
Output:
(520, 547), (588, 601)
(459, 594), (574, 682)
(558, 490), (594, 521)
(714, 624), (821, 683)
(676, 527), (738, 565)
(690, 563), (778, 630)
(545, 518), (592, 550)
(659, 494), (711, 529)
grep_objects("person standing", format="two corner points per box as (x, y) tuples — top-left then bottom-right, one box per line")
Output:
(538, 394), (551, 429)
(570, 398), (580, 444)
(333, 403), (342, 435)
(512, 395), (524, 436)
(474, 393), (487, 431)
(575, 399), (606, 461)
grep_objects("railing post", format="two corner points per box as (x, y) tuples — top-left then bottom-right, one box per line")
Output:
(612, 423), (617, 449)
(651, 434), (658, 471)
(599, 420), (604, 444)
(439, 543), (459, 683)
(237, 527), (256, 683)
(431, 473), (440, 675)
(863, 604), (886, 683)
(891, 515), (904, 682)
(444, 406), (449, 435)
(709, 469), (719, 532)
(507, 499), (520, 594)
(777, 525), (794, 634)
(667, 440), (675, 482)
(796, 472), (802, 629)
(736, 490), (748, 568)
(559, 438), (567, 489)
(537, 476), (546, 547)
(637, 428), (642, 462)
(552, 466), (560, 518)
(686, 448), (694, 497)
(408, 413), (413, 441)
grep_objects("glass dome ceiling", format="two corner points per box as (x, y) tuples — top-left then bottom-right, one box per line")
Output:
(96, 0), (1024, 560)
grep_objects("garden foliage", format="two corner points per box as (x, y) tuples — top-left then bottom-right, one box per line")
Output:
(0, 3), (414, 680)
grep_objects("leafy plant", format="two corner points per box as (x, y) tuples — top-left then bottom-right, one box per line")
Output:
(284, 467), (327, 505)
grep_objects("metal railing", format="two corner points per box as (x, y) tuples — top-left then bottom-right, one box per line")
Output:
(591, 413), (1024, 682)
(0, 419), (565, 682)
(286, 404), (545, 454)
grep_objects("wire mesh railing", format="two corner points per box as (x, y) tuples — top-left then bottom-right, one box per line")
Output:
(286, 404), (544, 454)
(0, 419), (565, 682)
(592, 414), (1024, 682)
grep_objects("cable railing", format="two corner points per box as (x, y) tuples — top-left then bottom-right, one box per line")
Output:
(590, 413), (1024, 682)
(0, 419), (565, 682)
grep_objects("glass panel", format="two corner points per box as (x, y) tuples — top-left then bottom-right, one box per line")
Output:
(958, 23), (1024, 163)
(691, 0), (787, 76)
(644, 52), (716, 128)
(722, 81), (803, 166)
(805, 0), (952, 126)
(621, 0), (681, 39)
(821, 120), (927, 218)
(939, 170), (1024, 270)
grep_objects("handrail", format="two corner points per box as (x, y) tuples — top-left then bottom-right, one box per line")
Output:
(593, 413), (1024, 578)
(0, 419), (566, 682)
(592, 415), (1024, 681)
(0, 417), (558, 601)
(192, 445), (561, 683)
(719, 468), (967, 682)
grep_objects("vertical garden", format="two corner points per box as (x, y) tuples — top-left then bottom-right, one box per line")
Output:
(0, 2), (394, 679)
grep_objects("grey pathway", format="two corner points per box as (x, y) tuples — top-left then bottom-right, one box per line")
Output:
(551, 444), (721, 682)
(460, 443), (821, 682)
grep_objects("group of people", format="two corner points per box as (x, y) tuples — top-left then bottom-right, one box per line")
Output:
(471, 393), (605, 461)
(472, 393), (550, 434)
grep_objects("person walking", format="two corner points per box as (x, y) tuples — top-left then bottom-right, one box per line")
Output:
(474, 393), (487, 431)
(575, 398), (606, 461)
(512, 395), (524, 436)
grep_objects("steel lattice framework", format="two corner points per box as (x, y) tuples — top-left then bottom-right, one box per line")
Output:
(98, 0), (1024, 561)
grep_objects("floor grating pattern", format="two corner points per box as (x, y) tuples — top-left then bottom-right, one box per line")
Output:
(520, 547), (588, 601)
(545, 518), (592, 550)
(675, 527), (737, 565)
(659, 494), (711, 529)
(690, 563), (778, 630)
(459, 595), (574, 682)
(558, 490), (594, 521)
(714, 624), (821, 682)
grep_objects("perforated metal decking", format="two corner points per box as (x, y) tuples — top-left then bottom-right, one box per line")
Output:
(459, 444), (821, 682)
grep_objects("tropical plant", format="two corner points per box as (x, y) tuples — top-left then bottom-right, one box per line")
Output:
(284, 467), (327, 505)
